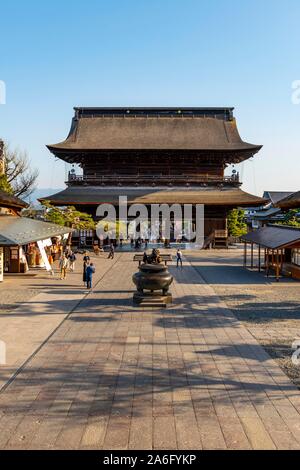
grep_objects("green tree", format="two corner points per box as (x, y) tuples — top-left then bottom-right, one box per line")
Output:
(227, 209), (247, 237)
(278, 209), (300, 228)
(0, 174), (13, 194)
(42, 201), (96, 244)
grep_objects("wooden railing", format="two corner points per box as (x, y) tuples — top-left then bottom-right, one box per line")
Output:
(67, 173), (240, 186)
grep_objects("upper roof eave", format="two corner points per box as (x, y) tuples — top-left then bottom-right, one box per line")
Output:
(46, 107), (262, 159)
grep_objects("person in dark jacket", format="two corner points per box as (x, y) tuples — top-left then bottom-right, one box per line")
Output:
(83, 252), (90, 284)
(86, 263), (95, 289)
(68, 252), (77, 272)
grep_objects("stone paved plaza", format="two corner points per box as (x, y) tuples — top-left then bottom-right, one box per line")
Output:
(186, 249), (300, 389)
(1, 250), (300, 450)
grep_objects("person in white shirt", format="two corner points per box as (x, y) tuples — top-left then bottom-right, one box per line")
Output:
(176, 249), (183, 268)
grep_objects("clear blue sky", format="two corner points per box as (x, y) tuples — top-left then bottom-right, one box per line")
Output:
(0, 0), (300, 196)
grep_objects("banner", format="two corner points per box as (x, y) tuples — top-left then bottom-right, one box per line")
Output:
(37, 240), (52, 271)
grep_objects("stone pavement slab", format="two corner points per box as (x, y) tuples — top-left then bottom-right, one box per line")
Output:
(0, 252), (300, 449)
(0, 253), (121, 392)
(184, 248), (300, 390)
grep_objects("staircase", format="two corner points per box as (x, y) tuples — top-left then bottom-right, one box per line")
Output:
(213, 230), (229, 248)
(203, 230), (229, 249)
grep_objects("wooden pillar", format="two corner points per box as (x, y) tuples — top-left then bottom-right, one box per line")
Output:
(276, 249), (280, 282)
(266, 248), (270, 277)
(243, 242), (247, 267)
(258, 244), (261, 272)
(280, 249), (284, 272)
(250, 243), (254, 269)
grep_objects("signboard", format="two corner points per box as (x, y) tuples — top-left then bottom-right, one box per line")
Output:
(10, 248), (18, 260)
(42, 238), (53, 247)
(0, 247), (3, 282)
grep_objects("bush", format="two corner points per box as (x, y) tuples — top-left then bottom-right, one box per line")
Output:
(227, 209), (247, 237)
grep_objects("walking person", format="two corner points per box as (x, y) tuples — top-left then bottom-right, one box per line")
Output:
(83, 254), (90, 285)
(94, 244), (100, 256)
(59, 254), (69, 280)
(65, 246), (72, 259)
(48, 252), (55, 276)
(108, 243), (115, 259)
(176, 249), (183, 268)
(68, 251), (77, 272)
(86, 262), (95, 290)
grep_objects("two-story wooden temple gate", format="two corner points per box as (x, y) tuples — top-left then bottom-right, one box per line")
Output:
(41, 107), (265, 245)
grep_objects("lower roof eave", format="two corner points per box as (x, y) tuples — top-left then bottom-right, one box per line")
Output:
(40, 200), (265, 207)
(39, 186), (266, 204)
(0, 216), (74, 246)
(39, 198), (261, 209)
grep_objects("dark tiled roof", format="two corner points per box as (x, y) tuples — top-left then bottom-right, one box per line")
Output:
(47, 107), (262, 154)
(0, 190), (28, 210)
(242, 225), (300, 249)
(40, 186), (265, 207)
(263, 191), (294, 205)
(0, 216), (73, 246)
(276, 191), (300, 209)
(252, 207), (282, 220)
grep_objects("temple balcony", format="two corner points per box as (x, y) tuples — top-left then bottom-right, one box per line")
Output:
(66, 172), (240, 187)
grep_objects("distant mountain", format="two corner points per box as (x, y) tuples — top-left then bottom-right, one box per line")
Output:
(24, 188), (63, 207)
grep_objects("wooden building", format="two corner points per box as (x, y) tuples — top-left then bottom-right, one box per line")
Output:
(245, 191), (293, 229)
(242, 225), (300, 281)
(0, 215), (72, 276)
(0, 190), (28, 215)
(42, 107), (265, 243)
(0, 191), (72, 279)
(276, 191), (300, 210)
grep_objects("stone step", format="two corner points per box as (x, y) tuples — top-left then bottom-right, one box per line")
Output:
(133, 292), (172, 308)
(140, 301), (167, 308)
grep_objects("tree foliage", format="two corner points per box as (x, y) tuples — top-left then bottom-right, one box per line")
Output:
(227, 209), (247, 237)
(2, 142), (39, 198)
(42, 201), (96, 230)
(278, 209), (300, 227)
(0, 174), (13, 194)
